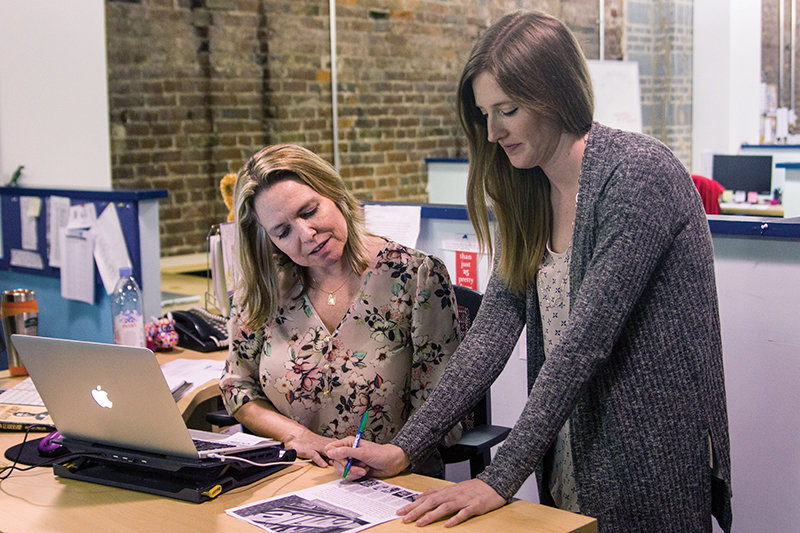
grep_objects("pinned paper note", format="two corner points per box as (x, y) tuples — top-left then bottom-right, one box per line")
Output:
(10, 249), (43, 270)
(20, 196), (40, 251)
(60, 228), (96, 304)
(47, 196), (72, 267)
(67, 202), (98, 229)
(90, 203), (132, 294)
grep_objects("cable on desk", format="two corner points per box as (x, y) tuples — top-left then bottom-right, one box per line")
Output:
(206, 452), (311, 468)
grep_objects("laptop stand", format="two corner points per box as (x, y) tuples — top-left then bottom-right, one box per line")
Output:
(52, 447), (297, 503)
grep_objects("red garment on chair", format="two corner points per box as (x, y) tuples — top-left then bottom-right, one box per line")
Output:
(691, 174), (725, 215)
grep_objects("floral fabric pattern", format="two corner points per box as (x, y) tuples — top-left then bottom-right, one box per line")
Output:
(220, 239), (460, 444)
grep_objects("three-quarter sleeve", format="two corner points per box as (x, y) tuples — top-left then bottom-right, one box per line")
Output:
(219, 304), (270, 415)
(407, 255), (461, 417)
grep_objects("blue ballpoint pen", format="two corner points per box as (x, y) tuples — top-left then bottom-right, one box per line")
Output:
(343, 411), (369, 479)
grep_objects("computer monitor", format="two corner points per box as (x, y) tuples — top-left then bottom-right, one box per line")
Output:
(712, 154), (773, 194)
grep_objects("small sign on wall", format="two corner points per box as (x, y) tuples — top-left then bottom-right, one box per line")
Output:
(455, 250), (477, 290)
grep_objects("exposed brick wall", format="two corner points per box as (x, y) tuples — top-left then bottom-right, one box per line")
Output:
(106, 0), (672, 257)
(626, 0), (693, 167)
(762, 0), (779, 93)
(107, 0), (267, 255)
(762, 0), (800, 128)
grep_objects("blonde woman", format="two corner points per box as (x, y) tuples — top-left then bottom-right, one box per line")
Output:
(220, 144), (460, 476)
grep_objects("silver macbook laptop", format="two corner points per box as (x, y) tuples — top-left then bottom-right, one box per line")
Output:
(11, 334), (279, 462)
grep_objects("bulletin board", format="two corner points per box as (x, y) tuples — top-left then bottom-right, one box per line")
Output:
(0, 187), (167, 365)
(0, 187), (164, 287)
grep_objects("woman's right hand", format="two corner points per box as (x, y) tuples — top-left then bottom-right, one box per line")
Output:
(233, 400), (333, 468)
(282, 428), (335, 467)
(324, 438), (410, 479)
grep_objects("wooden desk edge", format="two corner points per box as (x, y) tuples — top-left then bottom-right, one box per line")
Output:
(719, 204), (785, 217)
(241, 464), (598, 532)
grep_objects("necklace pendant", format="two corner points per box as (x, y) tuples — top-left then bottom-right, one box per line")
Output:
(327, 292), (336, 306)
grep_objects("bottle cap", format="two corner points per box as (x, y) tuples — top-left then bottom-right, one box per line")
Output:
(119, 266), (133, 278)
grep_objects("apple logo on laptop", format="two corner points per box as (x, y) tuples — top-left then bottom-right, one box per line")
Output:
(91, 386), (113, 409)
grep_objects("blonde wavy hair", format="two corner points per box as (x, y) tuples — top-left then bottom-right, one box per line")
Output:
(233, 144), (370, 330)
(458, 11), (594, 294)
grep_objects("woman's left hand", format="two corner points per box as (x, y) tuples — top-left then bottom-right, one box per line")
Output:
(396, 478), (506, 527)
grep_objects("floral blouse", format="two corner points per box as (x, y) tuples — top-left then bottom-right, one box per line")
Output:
(220, 239), (460, 444)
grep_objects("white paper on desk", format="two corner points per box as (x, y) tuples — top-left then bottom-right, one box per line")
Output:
(10, 249), (44, 270)
(363, 204), (420, 249)
(47, 196), (72, 267)
(90, 203), (132, 294)
(226, 477), (419, 533)
(59, 228), (96, 304)
(20, 196), (41, 251)
(160, 358), (225, 399)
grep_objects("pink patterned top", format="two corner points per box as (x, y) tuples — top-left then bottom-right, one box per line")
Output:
(220, 239), (460, 444)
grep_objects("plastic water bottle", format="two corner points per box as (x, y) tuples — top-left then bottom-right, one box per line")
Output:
(111, 266), (145, 347)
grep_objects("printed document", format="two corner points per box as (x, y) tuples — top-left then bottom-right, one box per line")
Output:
(226, 477), (419, 533)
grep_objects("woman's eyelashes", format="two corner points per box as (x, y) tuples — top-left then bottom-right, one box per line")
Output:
(479, 107), (518, 121)
(274, 206), (317, 240)
(300, 206), (317, 219)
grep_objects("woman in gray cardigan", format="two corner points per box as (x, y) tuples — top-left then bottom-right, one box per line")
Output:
(326, 11), (732, 532)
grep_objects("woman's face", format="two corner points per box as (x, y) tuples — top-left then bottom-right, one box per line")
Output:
(254, 178), (348, 270)
(472, 71), (560, 169)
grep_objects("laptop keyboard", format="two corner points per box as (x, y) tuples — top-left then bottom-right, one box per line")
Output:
(192, 439), (236, 452)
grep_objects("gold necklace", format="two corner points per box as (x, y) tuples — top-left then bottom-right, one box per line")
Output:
(313, 277), (348, 306)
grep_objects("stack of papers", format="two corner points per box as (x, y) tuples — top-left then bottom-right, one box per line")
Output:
(0, 377), (52, 430)
(159, 358), (225, 401)
(226, 477), (420, 533)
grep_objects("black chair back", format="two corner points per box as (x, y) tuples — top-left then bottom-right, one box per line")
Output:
(443, 285), (511, 477)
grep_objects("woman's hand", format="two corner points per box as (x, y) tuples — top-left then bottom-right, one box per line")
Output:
(233, 400), (334, 467)
(281, 428), (336, 467)
(324, 438), (410, 479)
(396, 478), (506, 527)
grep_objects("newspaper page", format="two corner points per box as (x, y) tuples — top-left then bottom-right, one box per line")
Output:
(226, 477), (419, 533)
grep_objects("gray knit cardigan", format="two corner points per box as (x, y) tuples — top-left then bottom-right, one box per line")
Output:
(392, 123), (732, 532)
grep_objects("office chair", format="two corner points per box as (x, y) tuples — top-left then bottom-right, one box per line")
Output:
(440, 284), (511, 478)
(205, 406), (238, 428)
(691, 174), (725, 215)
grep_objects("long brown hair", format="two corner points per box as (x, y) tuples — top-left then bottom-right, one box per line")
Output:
(233, 144), (370, 330)
(458, 11), (594, 294)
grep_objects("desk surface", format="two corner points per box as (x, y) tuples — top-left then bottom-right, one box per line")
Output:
(0, 448), (596, 533)
(720, 202), (785, 217)
(0, 348), (596, 532)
